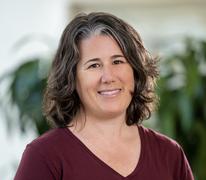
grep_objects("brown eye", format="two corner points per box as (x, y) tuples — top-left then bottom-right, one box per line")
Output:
(113, 60), (124, 65)
(88, 63), (100, 69)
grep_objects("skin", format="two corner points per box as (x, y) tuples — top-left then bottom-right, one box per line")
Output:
(76, 34), (135, 121)
(69, 34), (141, 177)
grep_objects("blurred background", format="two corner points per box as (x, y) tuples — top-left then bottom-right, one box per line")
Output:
(0, 0), (206, 179)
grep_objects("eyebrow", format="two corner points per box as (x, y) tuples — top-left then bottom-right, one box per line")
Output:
(83, 54), (125, 66)
(83, 58), (100, 66)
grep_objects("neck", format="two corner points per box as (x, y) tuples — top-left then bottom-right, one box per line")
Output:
(70, 110), (134, 140)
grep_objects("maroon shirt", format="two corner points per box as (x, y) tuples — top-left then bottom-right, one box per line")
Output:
(14, 125), (194, 180)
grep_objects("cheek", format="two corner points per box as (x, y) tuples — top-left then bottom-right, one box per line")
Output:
(128, 77), (135, 93)
(76, 72), (99, 95)
(120, 67), (135, 88)
(75, 72), (85, 98)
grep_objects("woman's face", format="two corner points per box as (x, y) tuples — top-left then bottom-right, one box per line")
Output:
(76, 35), (134, 119)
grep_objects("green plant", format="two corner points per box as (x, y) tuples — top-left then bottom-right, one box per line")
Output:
(157, 38), (206, 180)
(1, 58), (50, 135)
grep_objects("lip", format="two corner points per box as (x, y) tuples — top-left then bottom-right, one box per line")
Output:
(98, 89), (121, 96)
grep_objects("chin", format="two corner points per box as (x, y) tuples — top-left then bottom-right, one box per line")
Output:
(100, 107), (127, 117)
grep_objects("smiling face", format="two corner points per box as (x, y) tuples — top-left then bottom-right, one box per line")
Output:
(76, 35), (134, 120)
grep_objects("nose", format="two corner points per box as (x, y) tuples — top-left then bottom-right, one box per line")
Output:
(101, 65), (115, 84)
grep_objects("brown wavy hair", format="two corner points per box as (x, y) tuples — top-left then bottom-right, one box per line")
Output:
(43, 12), (159, 128)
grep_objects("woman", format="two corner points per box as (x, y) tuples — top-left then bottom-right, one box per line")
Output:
(14, 12), (194, 180)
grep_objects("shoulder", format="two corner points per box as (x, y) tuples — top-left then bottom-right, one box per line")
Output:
(26, 127), (72, 157)
(139, 125), (194, 180)
(138, 125), (181, 152)
(14, 128), (72, 179)
(30, 128), (65, 146)
(138, 125), (183, 165)
(31, 128), (66, 144)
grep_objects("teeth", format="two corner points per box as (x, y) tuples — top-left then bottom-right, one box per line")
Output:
(99, 89), (120, 96)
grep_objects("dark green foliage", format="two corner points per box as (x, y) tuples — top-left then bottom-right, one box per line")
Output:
(3, 59), (50, 135)
(157, 38), (206, 180)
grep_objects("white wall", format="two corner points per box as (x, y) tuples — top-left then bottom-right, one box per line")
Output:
(70, 0), (206, 54)
(0, 0), (69, 179)
(0, 0), (69, 76)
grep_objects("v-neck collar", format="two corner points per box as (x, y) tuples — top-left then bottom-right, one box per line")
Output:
(63, 125), (145, 179)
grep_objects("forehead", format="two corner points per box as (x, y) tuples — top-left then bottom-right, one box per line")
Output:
(78, 35), (123, 61)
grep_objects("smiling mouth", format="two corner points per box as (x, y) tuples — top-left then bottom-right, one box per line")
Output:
(98, 89), (121, 96)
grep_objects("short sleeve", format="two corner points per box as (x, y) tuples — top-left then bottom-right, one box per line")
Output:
(14, 144), (59, 180)
(173, 145), (194, 180)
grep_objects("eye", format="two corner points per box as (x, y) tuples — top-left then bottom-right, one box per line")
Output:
(113, 60), (125, 65)
(88, 63), (101, 69)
